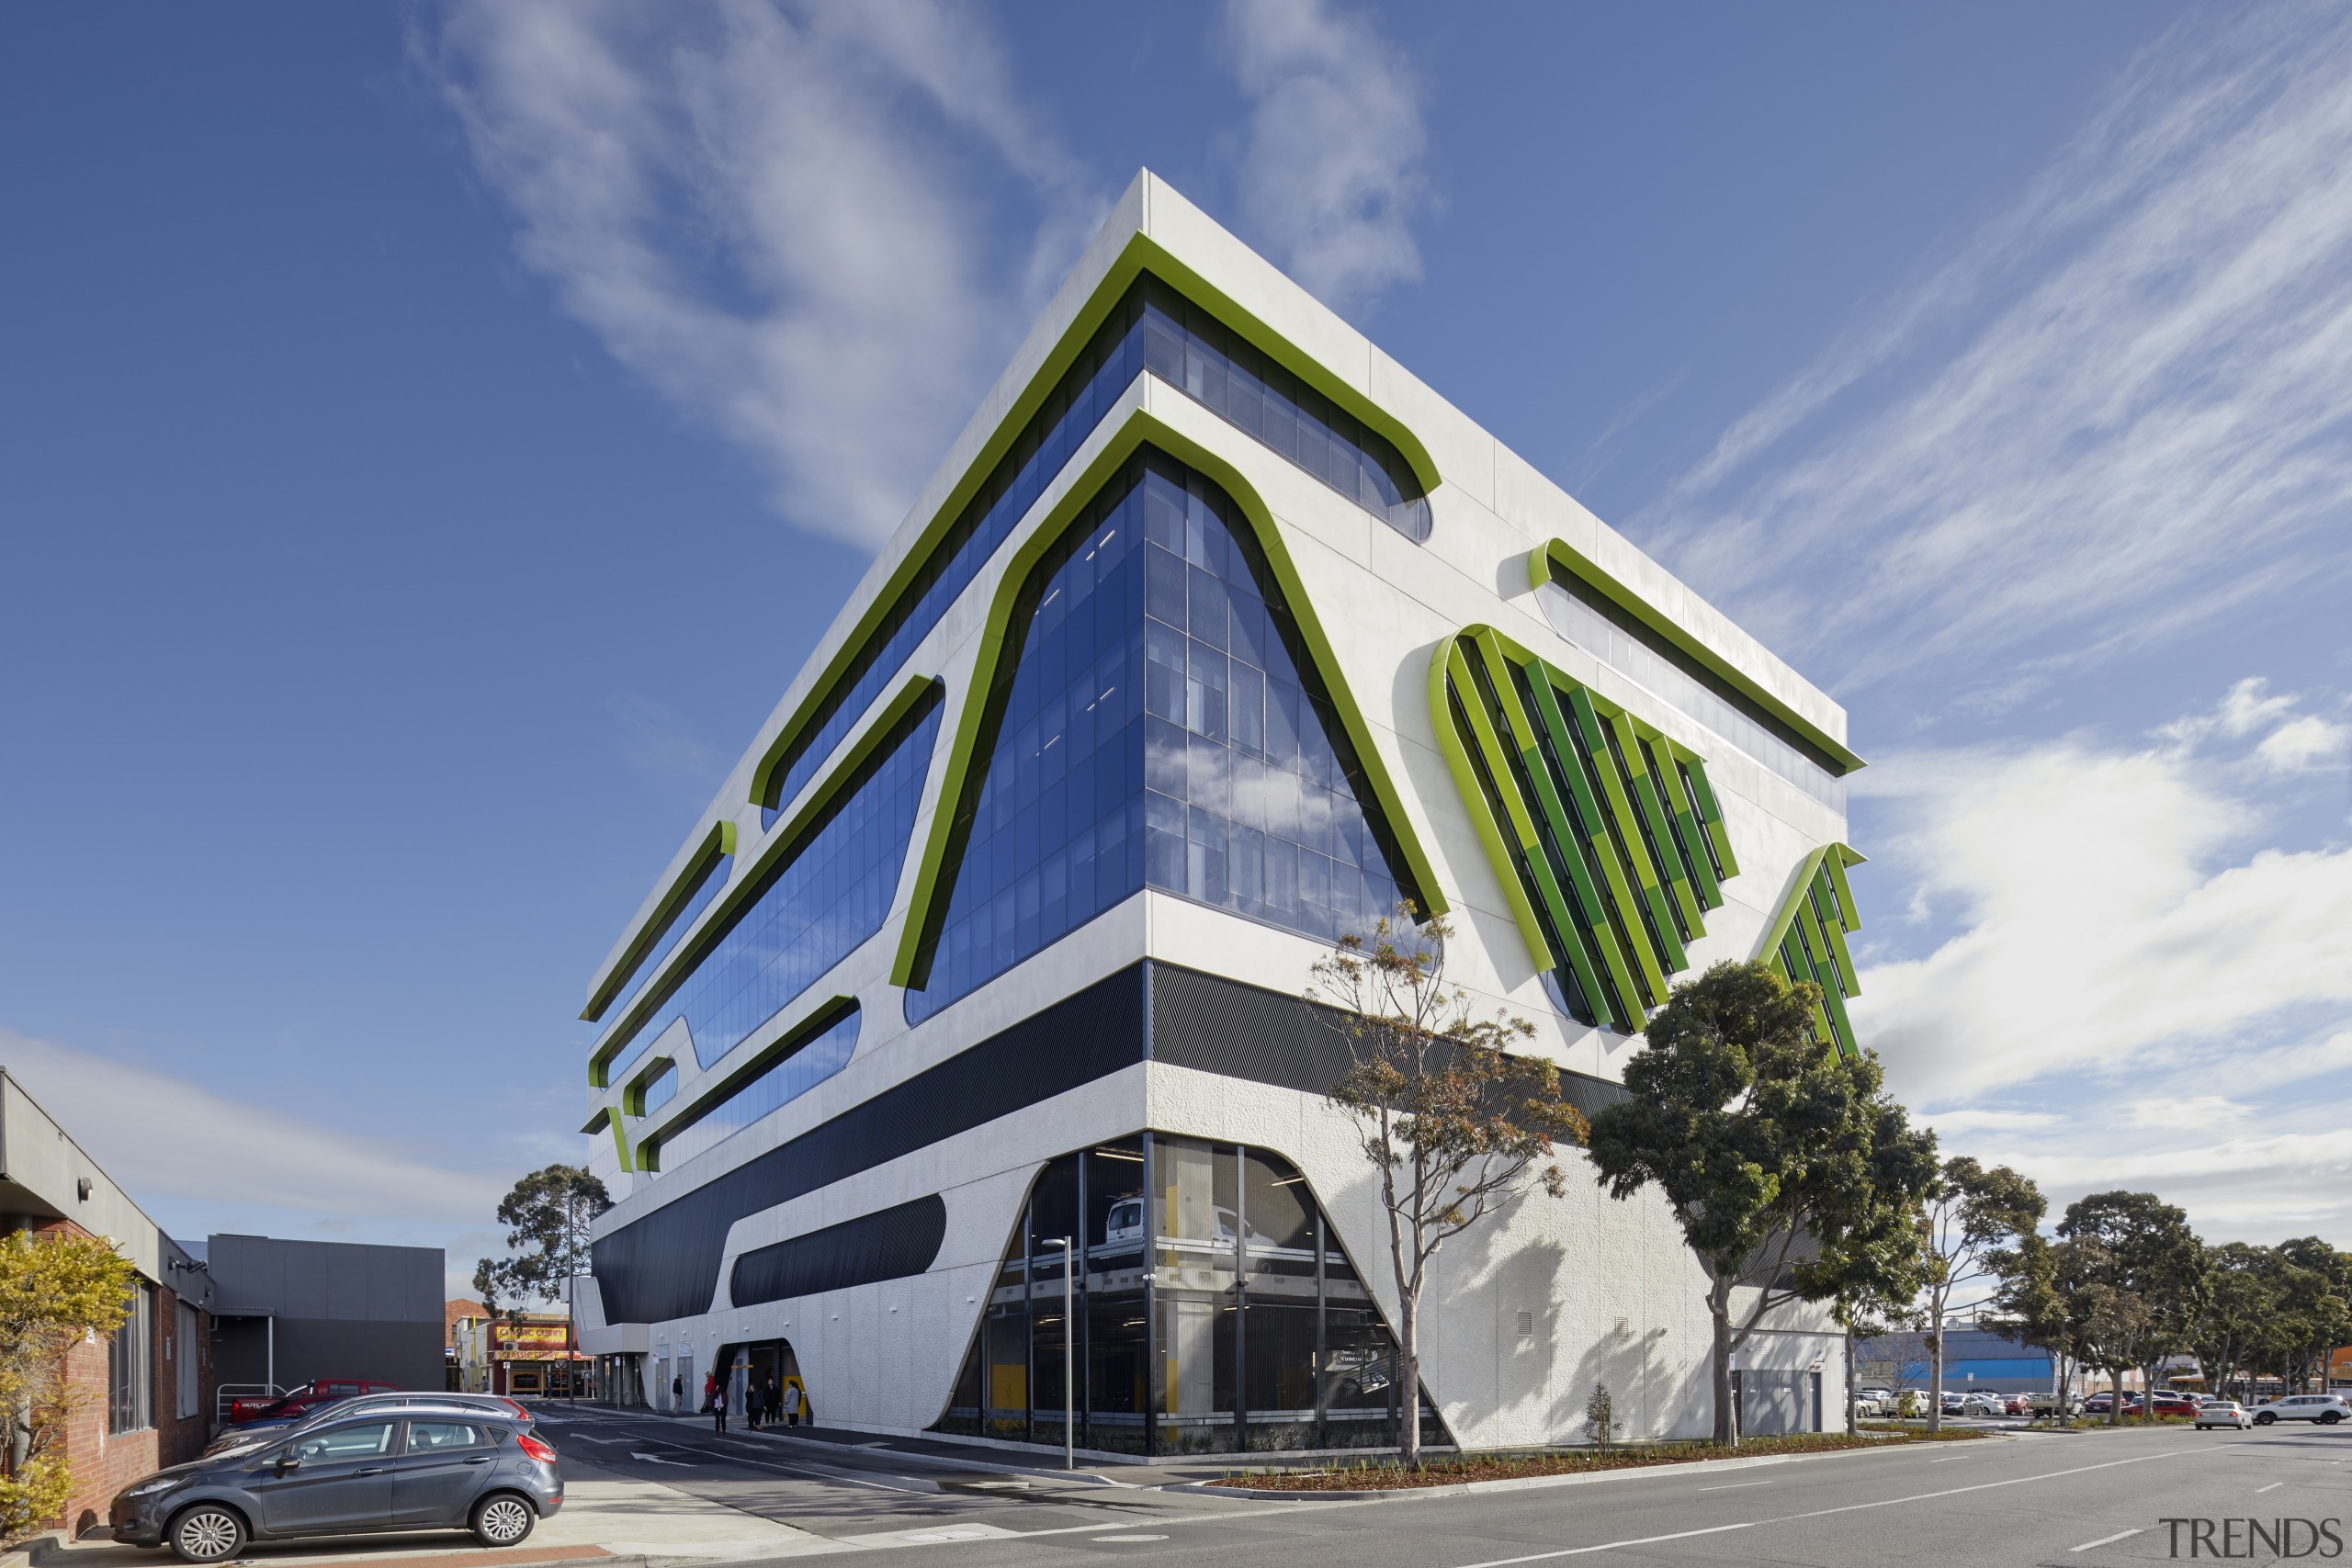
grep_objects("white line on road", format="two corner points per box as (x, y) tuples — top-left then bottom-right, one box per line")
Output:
(1695, 1482), (1771, 1492)
(1446, 1445), (2215, 1568)
(2256, 1482), (2283, 1494)
(2069, 1529), (2143, 1552)
(1453, 1522), (1758, 1565)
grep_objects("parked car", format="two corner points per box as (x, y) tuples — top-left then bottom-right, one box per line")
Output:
(2027, 1391), (2083, 1416)
(2250, 1393), (2351, 1427)
(2144, 1393), (2201, 1418)
(1939, 1391), (1968, 1415)
(203, 1393), (531, 1457)
(2003, 1394), (2031, 1416)
(227, 1379), (401, 1425)
(2197, 1400), (2253, 1430)
(110, 1410), (562, 1562)
(1959, 1393), (2005, 1417)
(2082, 1393), (2118, 1415)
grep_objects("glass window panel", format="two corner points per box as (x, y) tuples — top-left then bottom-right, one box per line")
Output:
(648, 1009), (860, 1174)
(906, 453), (1414, 1022)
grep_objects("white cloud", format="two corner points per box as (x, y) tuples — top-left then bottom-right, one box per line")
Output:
(2256, 713), (2352, 772)
(1641, 5), (2352, 705)
(1223, 0), (1429, 312)
(428, 0), (1101, 547)
(1852, 725), (2352, 1107)
(0, 1027), (505, 1228)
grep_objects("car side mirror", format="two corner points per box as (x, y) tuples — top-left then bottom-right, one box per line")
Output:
(274, 1455), (300, 1474)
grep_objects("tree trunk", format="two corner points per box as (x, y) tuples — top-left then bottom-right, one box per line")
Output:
(2109, 1365), (2123, 1426)
(1928, 1305), (1944, 1434)
(1710, 1275), (1736, 1448)
(1396, 1286), (1420, 1467)
(1844, 1326), (1856, 1436)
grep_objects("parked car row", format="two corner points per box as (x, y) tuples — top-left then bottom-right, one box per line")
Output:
(1852, 1386), (2351, 1427)
(111, 1394), (561, 1562)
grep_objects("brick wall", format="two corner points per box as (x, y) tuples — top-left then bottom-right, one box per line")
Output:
(23, 1219), (211, 1539)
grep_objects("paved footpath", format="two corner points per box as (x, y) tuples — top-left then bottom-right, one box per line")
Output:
(50, 1406), (2352, 1567)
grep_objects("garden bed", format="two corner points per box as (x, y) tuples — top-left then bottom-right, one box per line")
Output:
(1222, 1427), (1985, 1491)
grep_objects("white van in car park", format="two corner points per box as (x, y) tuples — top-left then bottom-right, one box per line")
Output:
(2248, 1393), (2349, 1426)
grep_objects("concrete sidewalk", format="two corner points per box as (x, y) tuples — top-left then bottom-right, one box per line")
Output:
(34, 1480), (834, 1568)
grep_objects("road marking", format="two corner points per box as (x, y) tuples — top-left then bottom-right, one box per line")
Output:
(1453, 1522), (1758, 1565)
(629, 1451), (694, 1466)
(2256, 1482), (2283, 1494)
(1445, 1445), (2215, 1567)
(2070, 1529), (2144, 1552)
(1929, 1456), (1968, 1462)
(1696, 1482), (1771, 1492)
(1092, 1536), (1169, 1543)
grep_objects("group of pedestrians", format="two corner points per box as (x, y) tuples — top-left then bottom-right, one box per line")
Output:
(681, 1369), (806, 1433)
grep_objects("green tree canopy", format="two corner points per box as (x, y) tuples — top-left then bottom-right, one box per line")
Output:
(475, 1164), (612, 1312)
(1918, 1156), (2044, 1431)
(1587, 960), (1939, 1446)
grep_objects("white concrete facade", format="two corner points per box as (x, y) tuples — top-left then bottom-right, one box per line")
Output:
(579, 171), (1851, 1450)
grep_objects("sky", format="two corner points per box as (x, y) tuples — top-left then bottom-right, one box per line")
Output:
(5, 1), (2349, 1300)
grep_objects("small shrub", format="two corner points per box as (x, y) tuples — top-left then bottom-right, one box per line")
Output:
(1584, 1382), (1622, 1449)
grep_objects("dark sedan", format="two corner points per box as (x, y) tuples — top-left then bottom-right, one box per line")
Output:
(110, 1411), (561, 1562)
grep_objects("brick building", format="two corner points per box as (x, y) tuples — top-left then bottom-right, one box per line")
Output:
(0, 1070), (216, 1538)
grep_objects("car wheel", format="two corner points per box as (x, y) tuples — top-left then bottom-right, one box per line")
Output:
(167, 1506), (248, 1564)
(2255, 1411), (2276, 1426)
(2323, 1411), (2344, 1426)
(470, 1493), (537, 1548)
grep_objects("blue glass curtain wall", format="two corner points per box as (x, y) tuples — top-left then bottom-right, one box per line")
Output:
(931, 1135), (1442, 1456)
(906, 451), (1410, 1022)
(759, 275), (1430, 825)
(1132, 275), (1431, 543)
(602, 690), (942, 1081)
(591, 847), (733, 1028)
(647, 1008), (862, 1175)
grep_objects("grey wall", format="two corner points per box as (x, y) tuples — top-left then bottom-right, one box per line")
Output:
(214, 1316), (444, 1393)
(207, 1235), (445, 1395)
(207, 1235), (441, 1323)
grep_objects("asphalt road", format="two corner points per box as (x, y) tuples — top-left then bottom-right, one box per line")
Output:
(526, 1403), (2352, 1566)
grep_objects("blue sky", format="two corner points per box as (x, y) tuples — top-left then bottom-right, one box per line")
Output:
(6, 1), (2348, 1296)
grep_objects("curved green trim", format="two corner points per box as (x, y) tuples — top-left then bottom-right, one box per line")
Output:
(579, 1106), (633, 1175)
(1430, 623), (1747, 1031)
(582, 818), (740, 1026)
(1122, 233), (1442, 497)
(749, 235), (1443, 816)
(1532, 538), (1865, 775)
(890, 412), (1449, 987)
(589, 679), (939, 1089)
(635, 995), (858, 1175)
(620, 1055), (675, 1119)
(1756, 841), (1867, 1057)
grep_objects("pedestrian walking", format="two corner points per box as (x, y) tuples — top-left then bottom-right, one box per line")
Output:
(672, 1372), (684, 1415)
(763, 1375), (780, 1430)
(781, 1379), (803, 1428)
(709, 1382), (728, 1434)
(746, 1378), (764, 1430)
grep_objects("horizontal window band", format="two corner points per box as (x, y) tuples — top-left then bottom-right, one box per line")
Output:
(589, 960), (1623, 1326)
(729, 1196), (947, 1309)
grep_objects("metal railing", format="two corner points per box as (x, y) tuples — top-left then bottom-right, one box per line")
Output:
(215, 1382), (283, 1426)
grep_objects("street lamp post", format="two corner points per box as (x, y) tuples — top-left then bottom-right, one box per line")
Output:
(1044, 1238), (1075, 1470)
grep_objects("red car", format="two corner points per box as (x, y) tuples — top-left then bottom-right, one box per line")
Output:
(2145, 1393), (2201, 1418)
(227, 1378), (401, 1424)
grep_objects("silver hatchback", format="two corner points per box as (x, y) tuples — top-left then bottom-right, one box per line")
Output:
(110, 1412), (562, 1562)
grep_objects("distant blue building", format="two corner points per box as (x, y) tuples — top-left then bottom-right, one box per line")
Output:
(1857, 1326), (2054, 1394)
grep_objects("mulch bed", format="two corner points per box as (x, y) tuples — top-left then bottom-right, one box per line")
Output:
(1225, 1427), (1985, 1491)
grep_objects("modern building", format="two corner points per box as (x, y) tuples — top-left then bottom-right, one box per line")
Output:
(0, 1069), (215, 1536)
(575, 171), (1867, 1456)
